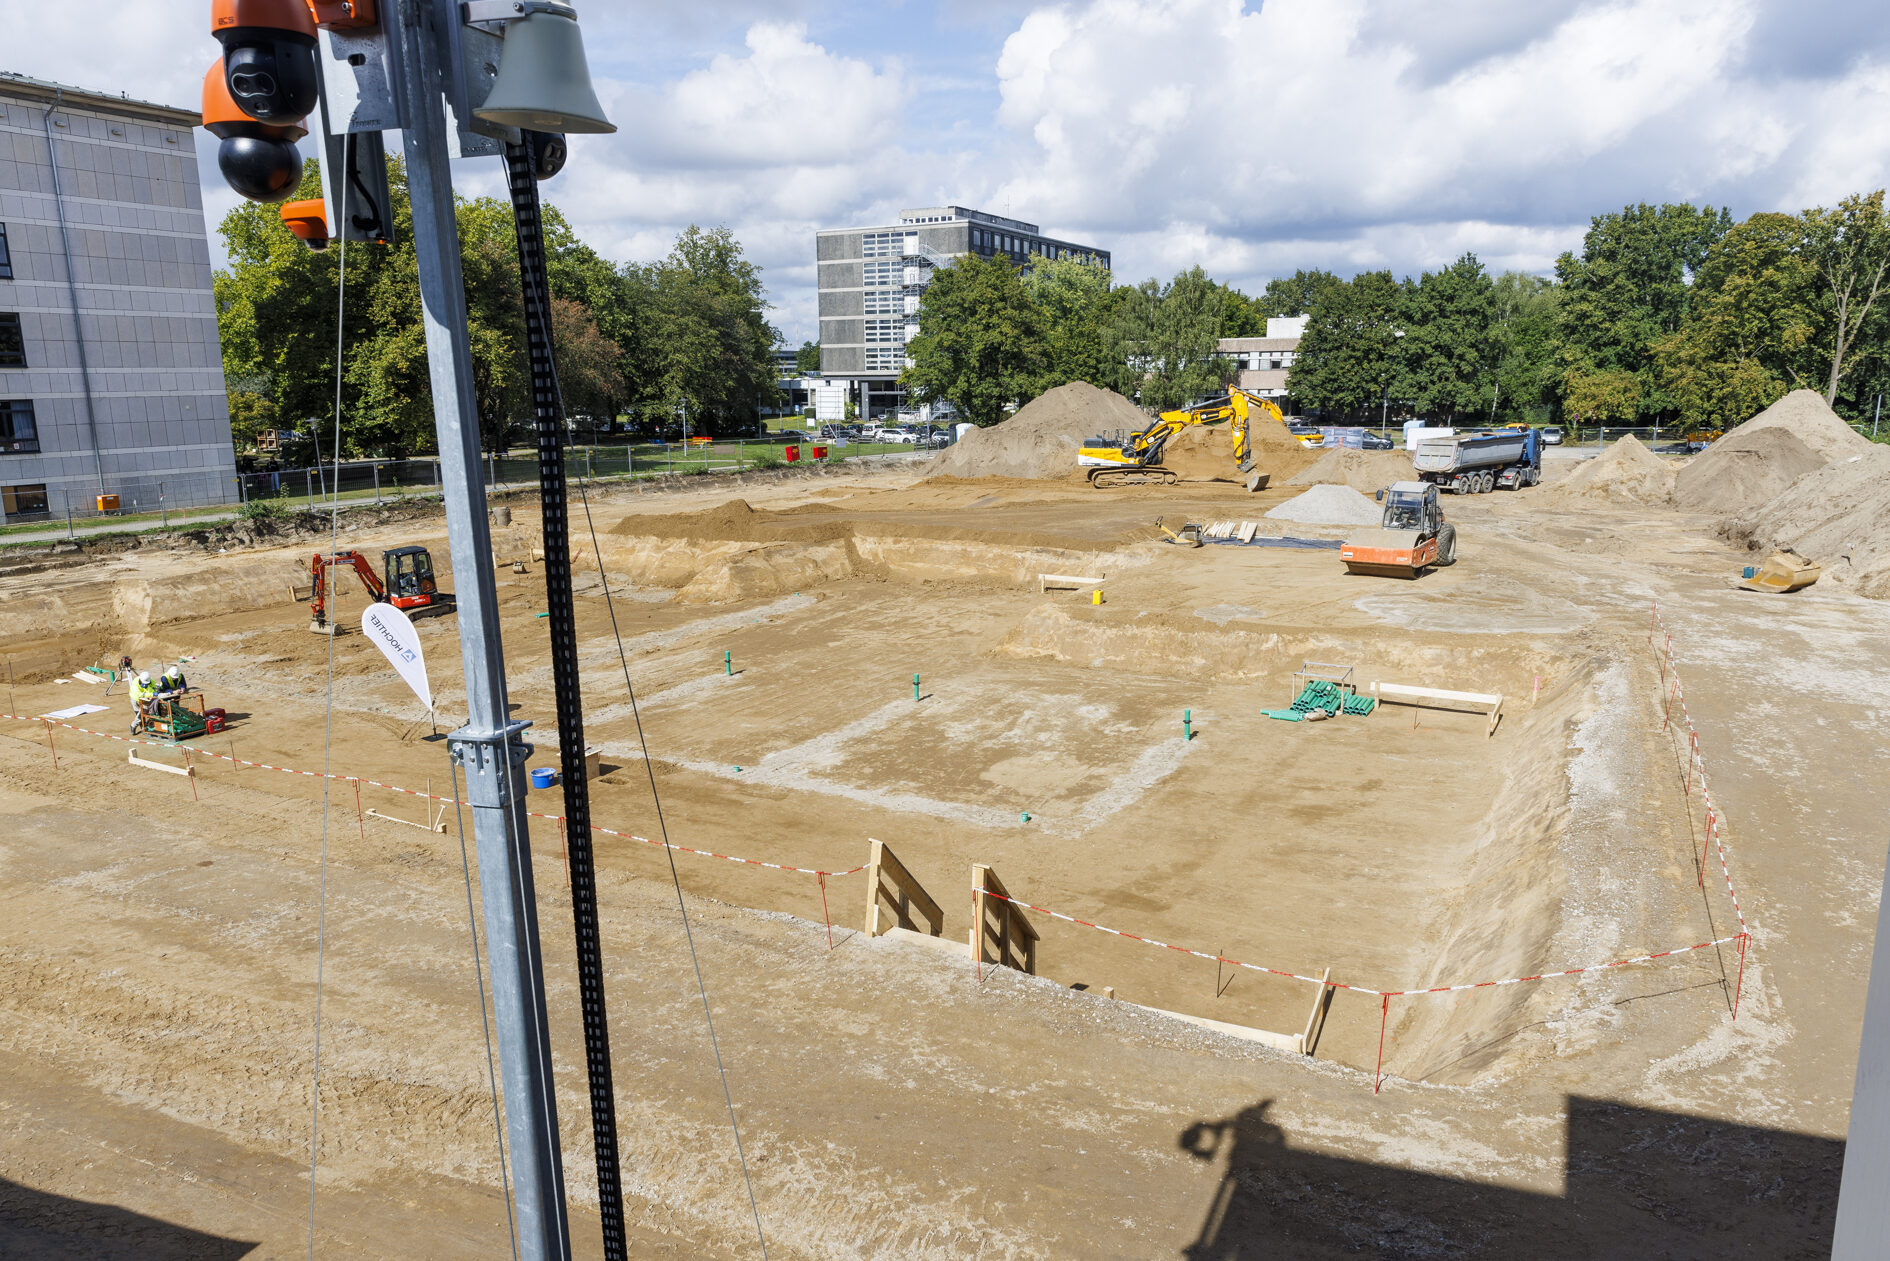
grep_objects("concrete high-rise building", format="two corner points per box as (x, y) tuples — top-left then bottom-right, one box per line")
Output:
(815, 206), (1109, 419)
(0, 73), (234, 523)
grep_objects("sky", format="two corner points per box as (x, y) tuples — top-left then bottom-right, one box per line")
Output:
(5, 0), (1889, 345)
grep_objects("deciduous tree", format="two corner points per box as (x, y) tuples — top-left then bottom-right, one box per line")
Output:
(902, 253), (1049, 426)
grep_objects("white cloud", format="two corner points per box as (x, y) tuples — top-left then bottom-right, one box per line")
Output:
(988, 0), (1890, 296)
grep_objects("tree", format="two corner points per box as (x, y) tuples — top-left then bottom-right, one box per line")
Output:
(1110, 266), (1232, 413)
(902, 252), (1048, 426)
(1258, 269), (1343, 320)
(645, 225), (781, 433)
(1026, 257), (1124, 392)
(1554, 202), (1732, 417)
(1217, 285), (1266, 337)
(1798, 191), (1890, 404)
(1563, 369), (1642, 424)
(1288, 270), (1402, 420)
(1652, 212), (1812, 426)
(795, 340), (821, 374)
(1394, 253), (1497, 423)
(1488, 272), (1561, 424)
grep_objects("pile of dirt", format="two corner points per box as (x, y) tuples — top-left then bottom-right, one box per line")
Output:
(1674, 390), (1873, 512)
(926, 382), (1150, 480)
(1264, 484), (1383, 526)
(1724, 446), (1890, 597)
(1546, 435), (1676, 505)
(1284, 447), (1415, 492)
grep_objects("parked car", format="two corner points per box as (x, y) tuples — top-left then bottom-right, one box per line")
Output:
(1541, 426), (1565, 446)
(775, 429), (809, 441)
(1361, 432), (1395, 450)
(882, 429), (919, 444)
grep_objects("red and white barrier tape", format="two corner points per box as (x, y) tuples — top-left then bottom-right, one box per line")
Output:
(0, 711), (864, 879)
(976, 887), (1742, 999)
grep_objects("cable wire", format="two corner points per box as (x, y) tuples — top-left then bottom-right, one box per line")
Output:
(572, 458), (769, 1258)
(449, 754), (521, 1260)
(305, 132), (351, 1261)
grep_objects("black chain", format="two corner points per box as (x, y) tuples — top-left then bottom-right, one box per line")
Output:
(504, 139), (625, 1261)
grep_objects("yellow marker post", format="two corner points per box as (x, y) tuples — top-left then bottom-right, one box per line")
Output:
(1092, 589), (1104, 606)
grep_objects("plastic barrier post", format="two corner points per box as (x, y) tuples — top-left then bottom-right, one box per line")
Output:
(45, 721), (56, 769)
(1733, 933), (1750, 1020)
(1375, 995), (1391, 1094)
(818, 873), (833, 950)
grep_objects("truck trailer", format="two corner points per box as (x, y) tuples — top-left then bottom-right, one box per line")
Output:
(1413, 427), (1542, 494)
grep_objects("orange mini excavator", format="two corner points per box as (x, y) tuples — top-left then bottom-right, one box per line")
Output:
(309, 546), (455, 633)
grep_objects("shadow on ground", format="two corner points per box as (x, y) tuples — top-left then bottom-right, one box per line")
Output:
(0, 1177), (255, 1260)
(1178, 1095), (1839, 1260)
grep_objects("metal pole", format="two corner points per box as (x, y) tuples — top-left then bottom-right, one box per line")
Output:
(391, 3), (569, 1257)
(1837, 830), (1890, 1255)
(1875, 393), (1881, 439)
(159, 482), (166, 527)
(374, 461), (381, 504)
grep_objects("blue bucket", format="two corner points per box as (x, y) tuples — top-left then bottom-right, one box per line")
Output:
(1742, 566), (1757, 580)
(530, 767), (556, 790)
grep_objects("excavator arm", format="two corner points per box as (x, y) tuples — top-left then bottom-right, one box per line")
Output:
(310, 551), (386, 631)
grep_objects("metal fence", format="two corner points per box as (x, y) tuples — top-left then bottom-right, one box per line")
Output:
(5, 441), (932, 533)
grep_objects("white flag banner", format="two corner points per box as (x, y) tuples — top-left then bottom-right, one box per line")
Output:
(361, 602), (433, 714)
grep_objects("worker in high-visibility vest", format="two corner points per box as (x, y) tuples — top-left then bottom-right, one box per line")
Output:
(130, 672), (156, 734)
(160, 665), (187, 696)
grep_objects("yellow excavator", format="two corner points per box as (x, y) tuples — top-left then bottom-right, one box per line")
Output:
(1079, 387), (1287, 490)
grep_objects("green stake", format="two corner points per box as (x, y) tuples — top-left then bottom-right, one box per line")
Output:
(914, 673), (921, 701)
(725, 650), (732, 676)
(1184, 709), (1192, 741)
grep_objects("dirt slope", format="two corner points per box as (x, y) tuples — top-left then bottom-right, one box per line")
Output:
(1546, 435), (1676, 505)
(926, 382), (1149, 480)
(1674, 389), (1871, 512)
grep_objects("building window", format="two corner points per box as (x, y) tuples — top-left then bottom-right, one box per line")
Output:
(0, 400), (37, 454)
(0, 224), (11, 279)
(865, 319), (903, 344)
(0, 314), (23, 367)
(865, 347), (902, 373)
(863, 261), (901, 288)
(1, 483), (48, 518)
(863, 231), (903, 258)
(864, 290), (901, 315)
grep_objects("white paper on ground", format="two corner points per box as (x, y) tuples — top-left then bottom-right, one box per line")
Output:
(361, 602), (433, 715)
(42, 704), (109, 720)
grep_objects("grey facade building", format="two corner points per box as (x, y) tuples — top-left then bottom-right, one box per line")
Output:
(816, 206), (1109, 418)
(0, 74), (234, 522)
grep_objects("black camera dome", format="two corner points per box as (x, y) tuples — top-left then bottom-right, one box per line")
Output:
(218, 135), (304, 203)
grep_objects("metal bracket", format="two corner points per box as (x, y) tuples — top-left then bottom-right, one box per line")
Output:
(462, 0), (576, 23)
(318, 25), (406, 134)
(449, 719), (535, 807)
(444, 0), (516, 155)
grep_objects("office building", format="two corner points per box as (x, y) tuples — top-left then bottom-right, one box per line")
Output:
(0, 73), (234, 522)
(815, 206), (1109, 419)
(1218, 316), (1308, 402)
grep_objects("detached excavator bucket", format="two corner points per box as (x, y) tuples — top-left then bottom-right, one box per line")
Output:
(1739, 550), (1821, 594)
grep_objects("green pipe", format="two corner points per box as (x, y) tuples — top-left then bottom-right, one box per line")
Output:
(1184, 709), (1192, 741)
(914, 673), (921, 701)
(725, 650), (732, 676)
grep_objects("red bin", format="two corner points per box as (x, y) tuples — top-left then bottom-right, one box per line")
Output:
(784, 444), (800, 463)
(811, 445), (827, 459)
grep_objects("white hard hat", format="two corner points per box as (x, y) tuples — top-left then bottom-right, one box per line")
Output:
(166, 665), (181, 676)
(138, 672), (151, 684)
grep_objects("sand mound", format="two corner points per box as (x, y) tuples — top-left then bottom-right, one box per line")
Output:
(1725, 446), (1890, 596)
(1285, 448), (1415, 493)
(1673, 427), (1825, 514)
(1265, 484), (1384, 525)
(1674, 390), (1872, 512)
(926, 382), (1149, 481)
(1547, 435), (1676, 505)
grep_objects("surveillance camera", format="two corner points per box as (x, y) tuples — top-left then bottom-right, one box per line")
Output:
(527, 130), (568, 181)
(219, 135), (306, 203)
(212, 0), (321, 124)
(279, 199), (331, 251)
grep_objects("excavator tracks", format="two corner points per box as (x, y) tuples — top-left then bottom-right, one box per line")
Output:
(1089, 466), (1179, 488)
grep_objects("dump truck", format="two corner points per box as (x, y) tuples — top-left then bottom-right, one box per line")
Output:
(1413, 426), (1541, 494)
(1339, 481), (1457, 579)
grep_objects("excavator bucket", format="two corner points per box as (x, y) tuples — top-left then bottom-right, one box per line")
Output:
(1739, 550), (1821, 594)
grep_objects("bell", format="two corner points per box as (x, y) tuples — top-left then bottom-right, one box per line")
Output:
(475, 8), (616, 135)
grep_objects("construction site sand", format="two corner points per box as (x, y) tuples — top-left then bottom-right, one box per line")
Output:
(1726, 444), (1890, 596)
(1545, 434), (1677, 505)
(1285, 447), (1416, 492)
(1265, 483), (1383, 525)
(925, 380), (1149, 480)
(0, 467), (1874, 1256)
(1673, 388), (1873, 513)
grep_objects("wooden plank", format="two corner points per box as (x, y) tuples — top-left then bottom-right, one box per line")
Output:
(1300, 968), (1332, 1057)
(128, 750), (194, 778)
(1372, 681), (1502, 708)
(1039, 573), (1105, 592)
(864, 839), (884, 936)
(867, 838), (943, 937)
(1237, 521), (1258, 543)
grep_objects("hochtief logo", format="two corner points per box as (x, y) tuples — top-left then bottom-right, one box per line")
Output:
(362, 602), (433, 716)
